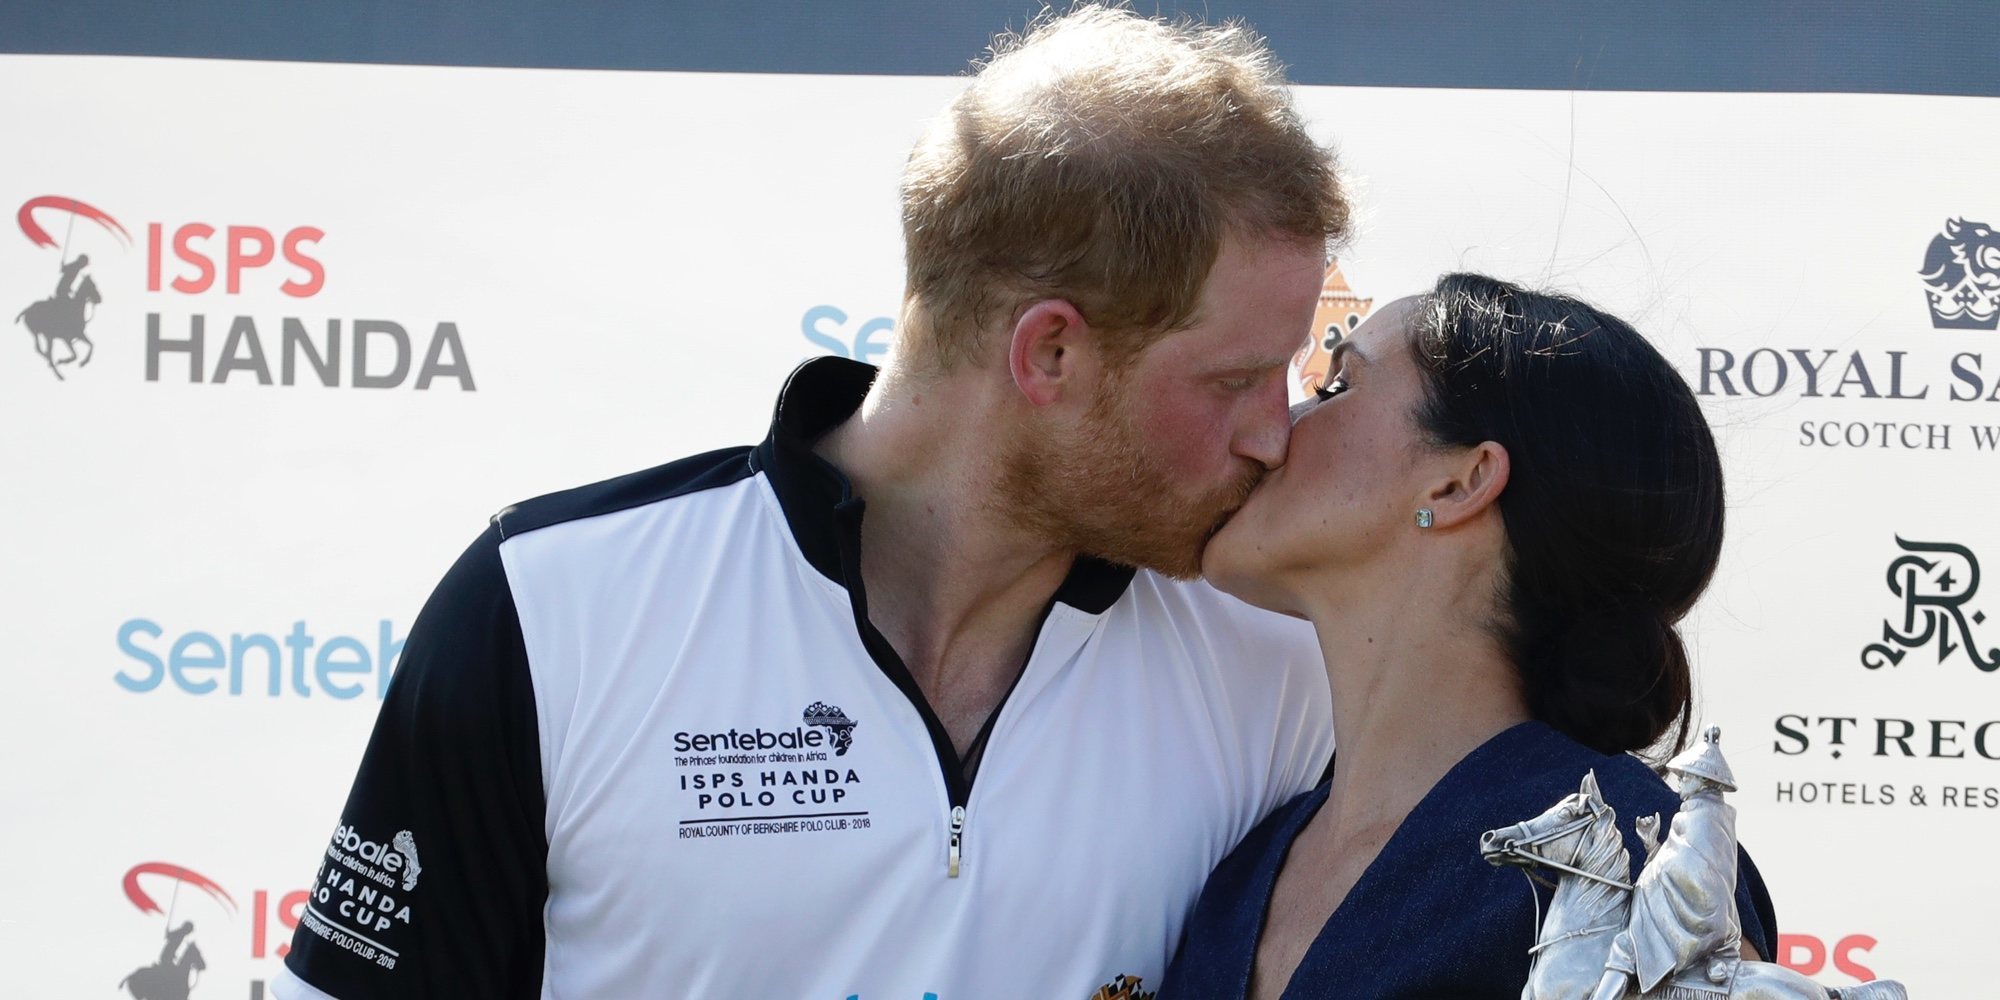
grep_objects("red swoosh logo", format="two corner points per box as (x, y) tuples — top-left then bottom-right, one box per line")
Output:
(123, 862), (238, 916)
(17, 195), (131, 249)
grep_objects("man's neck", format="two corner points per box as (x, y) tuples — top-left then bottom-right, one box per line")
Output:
(813, 365), (1078, 753)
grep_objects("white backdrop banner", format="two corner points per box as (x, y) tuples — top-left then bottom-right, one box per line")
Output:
(2, 54), (1992, 997)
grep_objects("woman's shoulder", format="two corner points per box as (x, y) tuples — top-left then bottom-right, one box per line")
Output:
(1435, 721), (1679, 829)
(1524, 723), (1678, 807)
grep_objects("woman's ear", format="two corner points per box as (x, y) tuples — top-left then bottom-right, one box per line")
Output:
(1423, 441), (1510, 530)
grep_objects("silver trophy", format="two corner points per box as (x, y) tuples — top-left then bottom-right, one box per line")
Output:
(1478, 727), (1909, 1000)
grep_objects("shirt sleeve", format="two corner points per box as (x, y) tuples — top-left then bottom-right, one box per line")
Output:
(281, 523), (548, 998)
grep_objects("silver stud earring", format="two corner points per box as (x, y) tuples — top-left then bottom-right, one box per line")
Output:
(1415, 508), (1435, 529)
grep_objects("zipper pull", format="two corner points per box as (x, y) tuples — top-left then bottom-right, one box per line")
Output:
(947, 805), (966, 878)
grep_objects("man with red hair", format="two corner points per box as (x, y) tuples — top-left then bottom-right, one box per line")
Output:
(279, 7), (1349, 997)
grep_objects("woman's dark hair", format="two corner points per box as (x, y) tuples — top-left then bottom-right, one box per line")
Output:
(1410, 273), (1724, 758)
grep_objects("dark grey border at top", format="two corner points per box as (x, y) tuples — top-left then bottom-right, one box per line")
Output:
(4, 1), (1997, 97)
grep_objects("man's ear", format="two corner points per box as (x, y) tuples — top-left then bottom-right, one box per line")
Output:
(1423, 440), (1510, 530)
(1007, 299), (1091, 408)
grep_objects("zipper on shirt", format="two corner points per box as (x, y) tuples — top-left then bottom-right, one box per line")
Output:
(947, 805), (966, 877)
(773, 385), (1134, 883)
(832, 499), (982, 879)
(829, 498), (1078, 880)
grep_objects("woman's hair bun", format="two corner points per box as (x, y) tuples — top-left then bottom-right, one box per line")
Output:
(1521, 602), (1691, 756)
(1412, 273), (1722, 758)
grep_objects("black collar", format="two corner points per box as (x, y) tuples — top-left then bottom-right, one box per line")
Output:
(749, 357), (1135, 614)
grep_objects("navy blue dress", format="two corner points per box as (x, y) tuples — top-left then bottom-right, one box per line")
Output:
(1158, 721), (1777, 999)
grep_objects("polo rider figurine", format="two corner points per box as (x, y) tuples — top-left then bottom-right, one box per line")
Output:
(1591, 726), (1742, 1000)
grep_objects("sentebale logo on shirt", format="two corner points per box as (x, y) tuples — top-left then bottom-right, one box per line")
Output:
(673, 702), (861, 757)
(804, 701), (858, 756)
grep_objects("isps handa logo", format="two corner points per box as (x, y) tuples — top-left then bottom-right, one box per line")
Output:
(11, 193), (475, 389)
(119, 863), (230, 1000)
(117, 861), (311, 1000)
(1861, 536), (1999, 672)
(1920, 217), (2000, 330)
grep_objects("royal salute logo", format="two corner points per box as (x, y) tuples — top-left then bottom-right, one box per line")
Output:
(1861, 536), (1998, 672)
(804, 700), (859, 756)
(13, 196), (129, 380)
(1920, 217), (2000, 330)
(1686, 217), (2000, 452)
(1290, 259), (1372, 397)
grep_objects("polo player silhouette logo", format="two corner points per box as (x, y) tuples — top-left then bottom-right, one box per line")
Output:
(1919, 217), (2000, 329)
(1861, 536), (1999, 672)
(118, 862), (236, 1000)
(13, 195), (130, 380)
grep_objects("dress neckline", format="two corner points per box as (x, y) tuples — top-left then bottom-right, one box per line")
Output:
(1253, 720), (1549, 999)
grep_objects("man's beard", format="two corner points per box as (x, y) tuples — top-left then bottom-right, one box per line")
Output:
(997, 376), (1263, 579)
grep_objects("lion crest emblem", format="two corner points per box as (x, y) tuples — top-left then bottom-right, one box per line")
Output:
(1919, 216), (2000, 329)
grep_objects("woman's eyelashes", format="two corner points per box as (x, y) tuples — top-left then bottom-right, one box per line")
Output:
(1313, 376), (1349, 403)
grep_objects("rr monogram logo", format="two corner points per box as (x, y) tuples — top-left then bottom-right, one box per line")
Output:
(1862, 537), (1999, 672)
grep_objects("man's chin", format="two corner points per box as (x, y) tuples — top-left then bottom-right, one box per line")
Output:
(1100, 513), (1239, 581)
(1144, 549), (1206, 581)
(1095, 537), (1204, 581)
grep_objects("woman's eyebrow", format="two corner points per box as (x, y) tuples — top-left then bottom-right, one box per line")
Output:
(1328, 340), (1367, 369)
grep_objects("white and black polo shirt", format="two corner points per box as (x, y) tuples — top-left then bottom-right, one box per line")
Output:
(276, 357), (1333, 1000)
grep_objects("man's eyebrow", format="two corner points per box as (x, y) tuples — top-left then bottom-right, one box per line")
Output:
(1210, 352), (1293, 372)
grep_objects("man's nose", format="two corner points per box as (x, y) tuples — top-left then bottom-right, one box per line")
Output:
(1234, 384), (1292, 470)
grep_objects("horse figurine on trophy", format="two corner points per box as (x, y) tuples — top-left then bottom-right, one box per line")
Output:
(1478, 728), (1908, 1000)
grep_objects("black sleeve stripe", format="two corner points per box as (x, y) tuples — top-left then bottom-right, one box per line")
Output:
(493, 446), (755, 540)
(284, 524), (546, 998)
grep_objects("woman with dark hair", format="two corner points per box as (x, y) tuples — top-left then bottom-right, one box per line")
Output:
(1157, 273), (1777, 998)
